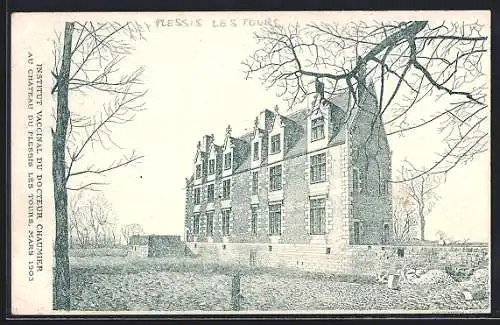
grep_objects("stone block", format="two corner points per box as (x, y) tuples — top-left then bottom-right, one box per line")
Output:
(387, 274), (401, 290)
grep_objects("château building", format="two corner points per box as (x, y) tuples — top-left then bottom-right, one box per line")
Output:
(184, 82), (393, 248)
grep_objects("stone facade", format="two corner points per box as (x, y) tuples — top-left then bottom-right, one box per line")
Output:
(185, 85), (392, 247)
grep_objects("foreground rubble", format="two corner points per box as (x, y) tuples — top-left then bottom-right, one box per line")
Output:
(71, 260), (489, 312)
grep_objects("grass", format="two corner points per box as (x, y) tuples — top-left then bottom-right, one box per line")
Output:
(70, 247), (128, 257)
(70, 254), (376, 285)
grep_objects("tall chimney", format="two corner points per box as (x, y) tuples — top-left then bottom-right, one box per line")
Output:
(202, 134), (214, 152)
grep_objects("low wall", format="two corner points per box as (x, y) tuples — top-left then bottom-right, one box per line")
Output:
(128, 244), (149, 257)
(186, 242), (489, 276)
(148, 235), (185, 257)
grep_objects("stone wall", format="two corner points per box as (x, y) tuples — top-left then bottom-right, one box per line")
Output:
(128, 244), (149, 257)
(148, 235), (185, 257)
(186, 242), (488, 276)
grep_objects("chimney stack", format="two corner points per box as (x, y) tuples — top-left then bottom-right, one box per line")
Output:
(201, 134), (214, 152)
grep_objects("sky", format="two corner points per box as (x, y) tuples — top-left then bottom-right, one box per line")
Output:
(9, 11), (490, 314)
(43, 12), (490, 242)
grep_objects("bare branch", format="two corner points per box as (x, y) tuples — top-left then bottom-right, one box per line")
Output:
(243, 20), (488, 178)
(69, 152), (143, 178)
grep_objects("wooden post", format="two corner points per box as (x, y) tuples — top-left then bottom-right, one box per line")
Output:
(231, 272), (241, 311)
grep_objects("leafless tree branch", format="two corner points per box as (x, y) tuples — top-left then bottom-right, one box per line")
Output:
(243, 20), (488, 180)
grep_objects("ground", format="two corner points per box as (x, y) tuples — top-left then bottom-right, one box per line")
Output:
(69, 249), (489, 312)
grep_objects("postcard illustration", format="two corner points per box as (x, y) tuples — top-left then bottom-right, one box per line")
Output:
(10, 11), (490, 315)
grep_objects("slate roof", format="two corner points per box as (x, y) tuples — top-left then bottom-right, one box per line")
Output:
(190, 89), (374, 177)
(227, 90), (360, 169)
(283, 109), (308, 158)
(129, 235), (149, 245)
(233, 132), (254, 173)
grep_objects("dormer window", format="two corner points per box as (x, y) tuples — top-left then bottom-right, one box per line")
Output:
(253, 142), (260, 161)
(270, 134), (281, 154)
(224, 152), (232, 170)
(208, 159), (215, 174)
(195, 164), (202, 179)
(311, 117), (325, 141)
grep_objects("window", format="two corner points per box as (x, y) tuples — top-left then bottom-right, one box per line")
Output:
(311, 117), (325, 141)
(224, 152), (232, 170)
(195, 164), (202, 179)
(251, 205), (258, 235)
(269, 203), (281, 235)
(353, 168), (360, 193)
(270, 134), (281, 154)
(353, 221), (361, 244)
(208, 159), (215, 174)
(310, 198), (326, 234)
(193, 213), (200, 235)
(253, 142), (260, 161)
(194, 187), (201, 205)
(310, 153), (326, 183)
(222, 179), (231, 199)
(252, 171), (259, 195)
(206, 211), (214, 236)
(269, 165), (282, 191)
(383, 224), (390, 244)
(207, 184), (215, 202)
(222, 209), (231, 236)
(380, 179), (389, 196)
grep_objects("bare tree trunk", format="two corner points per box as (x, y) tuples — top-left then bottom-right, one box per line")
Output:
(420, 208), (425, 241)
(52, 22), (74, 310)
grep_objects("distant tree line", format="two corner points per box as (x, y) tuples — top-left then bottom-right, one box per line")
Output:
(68, 192), (144, 248)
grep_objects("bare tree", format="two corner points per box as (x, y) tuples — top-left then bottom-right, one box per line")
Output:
(87, 194), (113, 247)
(68, 193), (80, 249)
(436, 230), (452, 245)
(120, 223), (145, 245)
(68, 192), (91, 248)
(51, 21), (147, 309)
(68, 192), (118, 248)
(392, 189), (418, 242)
(243, 21), (488, 180)
(398, 161), (442, 240)
(103, 221), (119, 247)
